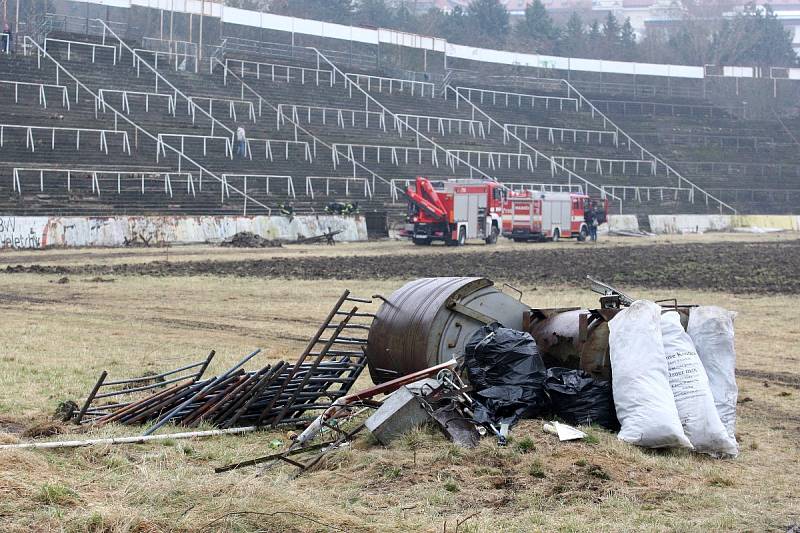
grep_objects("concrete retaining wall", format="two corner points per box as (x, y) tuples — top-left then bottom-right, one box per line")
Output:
(648, 214), (800, 234)
(606, 215), (640, 233)
(0, 215), (368, 249)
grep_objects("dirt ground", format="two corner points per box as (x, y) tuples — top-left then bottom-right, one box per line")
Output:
(0, 234), (798, 532)
(2, 234), (800, 294)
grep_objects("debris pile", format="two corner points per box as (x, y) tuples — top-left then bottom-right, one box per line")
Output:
(19, 277), (741, 473)
(221, 232), (283, 248)
(71, 291), (372, 435)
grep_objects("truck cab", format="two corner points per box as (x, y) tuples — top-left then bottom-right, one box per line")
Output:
(405, 177), (504, 246)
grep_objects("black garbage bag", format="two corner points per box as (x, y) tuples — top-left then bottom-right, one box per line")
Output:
(544, 368), (619, 430)
(464, 323), (548, 427)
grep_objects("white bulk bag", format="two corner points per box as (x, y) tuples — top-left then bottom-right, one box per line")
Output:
(687, 306), (739, 440)
(609, 300), (691, 449)
(661, 311), (738, 457)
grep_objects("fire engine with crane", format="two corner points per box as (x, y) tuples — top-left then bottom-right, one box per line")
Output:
(404, 177), (606, 245)
(404, 177), (504, 246)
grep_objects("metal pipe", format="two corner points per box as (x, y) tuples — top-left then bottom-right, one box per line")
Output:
(0, 426), (261, 450)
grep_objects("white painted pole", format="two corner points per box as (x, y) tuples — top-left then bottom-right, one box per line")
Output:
(0, 426), (260, 450)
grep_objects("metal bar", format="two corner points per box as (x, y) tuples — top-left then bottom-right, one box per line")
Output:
(74, 371), (107, 424)
(143, 349), (261, 435)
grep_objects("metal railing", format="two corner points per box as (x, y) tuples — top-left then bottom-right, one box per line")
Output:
(445, 86), (623, 209)
(98, 89), (176, 116)
(600, 185), (695, 205)
(223, 58), (334, 87)
(277, 104), (386, 132)
(211, 56), (403, 200)
(310, 48), (497, 186)
(0, 80), (70, 110)
(25, 32), (269, 215)
(456, 86), (579, 112)
(346, 73), (435, 98)
(331, 143), (438, 171)
(559, 78), (737, 213)
(12, 167), (194, 198)
(187, 96), (257, 123)
(395, 114), (485, 138)
(551, 156), (657, 176)
(505, 123), (617, 146)
(221, 174), (295, 199)
(45, 37), (118, 65)
(0, 124), (130, 154)
(156, 134), (232, 161)
(305, 176), (372, 200)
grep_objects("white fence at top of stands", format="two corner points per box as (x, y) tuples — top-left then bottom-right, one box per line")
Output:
(30, 4), (800, 82)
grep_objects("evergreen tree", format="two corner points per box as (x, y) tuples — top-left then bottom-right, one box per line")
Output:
(269, 0), (354, 24)
(515, 0), (560, 53)
(466, 0), (510, 47)
(558, 12), (586, 57)
(587, 20), (602, 58)
(619, 18), (638, 60)
(602, 11), (622, 56)
(353, 0), (395, 28)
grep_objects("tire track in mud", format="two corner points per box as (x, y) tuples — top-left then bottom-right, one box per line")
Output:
(3, 239), (800, 294)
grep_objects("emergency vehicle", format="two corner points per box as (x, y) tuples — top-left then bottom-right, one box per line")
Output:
(501, 190), (607, 242)
(405, 177), (505, 246)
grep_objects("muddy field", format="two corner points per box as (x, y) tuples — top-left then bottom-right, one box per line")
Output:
(4, 238), (799, 294)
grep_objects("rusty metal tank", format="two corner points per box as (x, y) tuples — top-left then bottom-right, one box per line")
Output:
(366, 277), (529, 383)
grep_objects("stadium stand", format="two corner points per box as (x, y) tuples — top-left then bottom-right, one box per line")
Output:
(1, 15), (798, 223)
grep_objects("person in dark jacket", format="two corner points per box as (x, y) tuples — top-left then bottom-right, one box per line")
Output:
(585, 201), (599, 242)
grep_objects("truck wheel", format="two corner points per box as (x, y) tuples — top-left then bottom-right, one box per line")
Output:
(551, 229), (560, 242)
(412, 237), (431, 246)
(578, 226), (588, 242)
(485, 225), (499, 244)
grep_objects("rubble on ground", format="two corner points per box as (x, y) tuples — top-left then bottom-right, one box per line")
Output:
(221, 231), (283, 248)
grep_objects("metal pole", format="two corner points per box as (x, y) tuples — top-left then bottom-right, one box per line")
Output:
(199, 0), (203, 61)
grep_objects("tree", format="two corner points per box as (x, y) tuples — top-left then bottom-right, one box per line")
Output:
(602, 11), (621, 57)
(353, 0), (395, 28)
(712, 4), (796, 66)
(269, 0), (354, 25)
(466, 0), (510, 47)
(619, 18), (638, 60)
(225, 0), (269, 11)
(558, 12), (586, 57)
(587, 19), (602, 58)
(515, 0), (560, 53)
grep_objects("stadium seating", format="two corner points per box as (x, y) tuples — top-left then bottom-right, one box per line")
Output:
(1, 27), (797, 221)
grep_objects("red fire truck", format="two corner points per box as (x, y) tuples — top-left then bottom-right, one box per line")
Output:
(405, 177), (504, 246)
(501, 190), (606, 242)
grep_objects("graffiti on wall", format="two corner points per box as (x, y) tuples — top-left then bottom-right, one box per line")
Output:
(0, 217), (46, 249)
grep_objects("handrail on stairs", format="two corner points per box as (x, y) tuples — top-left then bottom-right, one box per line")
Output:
(556, 78), (737, 214)
(22, 34), (271, 215)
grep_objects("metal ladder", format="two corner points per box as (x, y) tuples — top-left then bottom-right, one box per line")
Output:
(253, 289), (374, 427)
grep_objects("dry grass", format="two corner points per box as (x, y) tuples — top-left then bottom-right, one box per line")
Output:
(0, 243), (798, 531)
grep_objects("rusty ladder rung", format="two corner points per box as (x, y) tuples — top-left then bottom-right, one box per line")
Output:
(335, 311), (375, 318)
(317, 338), (368, 345)
(345, 296), (372, 304)
(323, 324), (371, 330)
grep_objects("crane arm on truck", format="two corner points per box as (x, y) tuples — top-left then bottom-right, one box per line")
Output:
(405, 177), (448, 220)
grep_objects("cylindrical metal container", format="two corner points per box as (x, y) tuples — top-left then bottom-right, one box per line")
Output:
(366, 277), (529, 383)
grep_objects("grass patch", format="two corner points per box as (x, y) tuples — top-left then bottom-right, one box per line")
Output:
(36, 483), (79, 506)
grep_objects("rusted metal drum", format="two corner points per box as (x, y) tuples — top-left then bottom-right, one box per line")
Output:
(366, 277), (529, 383)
